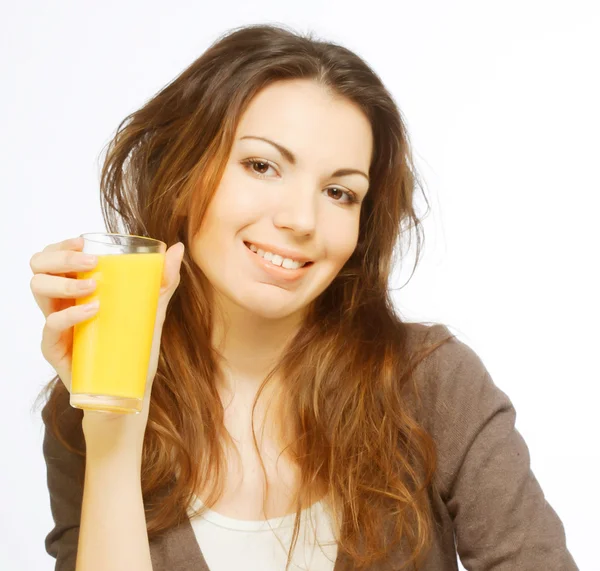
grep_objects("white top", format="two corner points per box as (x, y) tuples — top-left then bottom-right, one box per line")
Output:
(188, 496), (338, 571)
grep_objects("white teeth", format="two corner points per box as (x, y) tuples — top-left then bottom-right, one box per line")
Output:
(281, 258), (300, 269)
(246, 242), (306, 269)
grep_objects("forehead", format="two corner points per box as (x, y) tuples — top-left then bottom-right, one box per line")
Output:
(235, 79), (373, 171)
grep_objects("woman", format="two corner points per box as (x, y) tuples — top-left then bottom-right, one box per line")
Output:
(31, 24), (577, 571)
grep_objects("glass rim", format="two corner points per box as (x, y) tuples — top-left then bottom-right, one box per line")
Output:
(80, 232), (167, 249)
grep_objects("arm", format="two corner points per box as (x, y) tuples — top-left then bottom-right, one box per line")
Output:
(41, 387), (153, 571)
(76, 433), (152, 571)
(38, 239), (183, 570)
(421, 327), (578, 570)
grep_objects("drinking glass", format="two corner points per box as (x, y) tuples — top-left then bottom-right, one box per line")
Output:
(70, 232), (166, 414)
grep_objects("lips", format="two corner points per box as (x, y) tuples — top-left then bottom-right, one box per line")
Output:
(243, 241), (313, 268)
(243, 241), (313, 265)
(243, 239), (313, 283)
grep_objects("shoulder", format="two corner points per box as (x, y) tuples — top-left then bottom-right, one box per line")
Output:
(403, 321), (484, 371)
(401, 322), (502, 447)
(401, 324), (578, 569)
(402, 321), (496, 413)
(403, 322), (516, 492)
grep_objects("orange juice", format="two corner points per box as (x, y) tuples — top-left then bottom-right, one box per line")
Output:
(71, 252), (164, 413)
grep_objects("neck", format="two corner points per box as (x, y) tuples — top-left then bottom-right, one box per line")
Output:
(211, 297), (304, 395)
(210, 298), (304, 453)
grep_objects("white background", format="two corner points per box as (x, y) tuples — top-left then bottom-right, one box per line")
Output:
(2, 1), (598, 569)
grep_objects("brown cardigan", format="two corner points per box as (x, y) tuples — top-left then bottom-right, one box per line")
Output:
(42, 323), (578, 570)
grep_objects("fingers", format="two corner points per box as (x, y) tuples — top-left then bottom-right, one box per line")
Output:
(160, 242), (185, 293)
(29, 239), (99, 318)
(43, 236), (84, 253)
(43, 301), (100, 338)
(30, 273), (97, 303)
(30, 248), (98, 276)
(30, 236), (84, 275)
(30, 262), (97, 319)
(40, 301), (100, 388)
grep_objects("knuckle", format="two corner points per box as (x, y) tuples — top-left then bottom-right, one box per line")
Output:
(40, 340), (55, 365)
(66, 251), (79, 268)
(65, 279), (78, 296)
(45, 312), (61, 332)
(29, 274), (39, 291)
(44, 314), (55, 332)
(29, 252), (41, 272)
(40, 335), (50, 356)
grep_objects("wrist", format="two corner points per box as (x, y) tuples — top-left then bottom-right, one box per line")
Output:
(82, 411), (145, 464)
(85, 446), (143, 479)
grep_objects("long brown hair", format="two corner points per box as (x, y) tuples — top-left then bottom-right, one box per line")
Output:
(38, 24), (456, 570)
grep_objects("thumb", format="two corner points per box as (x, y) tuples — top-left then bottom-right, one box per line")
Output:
(160, 241), (185, 296)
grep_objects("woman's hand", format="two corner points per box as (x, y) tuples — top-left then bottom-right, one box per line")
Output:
(30, 235), (185, 453)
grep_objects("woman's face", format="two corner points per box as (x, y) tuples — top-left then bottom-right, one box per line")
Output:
(190, 78), (373, 321)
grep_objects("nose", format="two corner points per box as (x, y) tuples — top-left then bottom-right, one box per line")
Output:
(272, 184), (317, 236)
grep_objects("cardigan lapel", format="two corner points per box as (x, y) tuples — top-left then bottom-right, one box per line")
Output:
(149, 517), (210, 571)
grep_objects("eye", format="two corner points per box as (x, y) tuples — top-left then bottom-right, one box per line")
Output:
(241, 158), (277, 178)
(241, 158), (360, 205)
(326, 187), (359, 205)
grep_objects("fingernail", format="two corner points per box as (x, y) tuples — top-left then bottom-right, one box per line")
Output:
(83, 255), (98, 266)
(82, 300), (100, 311)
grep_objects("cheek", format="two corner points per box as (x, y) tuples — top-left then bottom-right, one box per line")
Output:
(190, 201), (223, 254)
(323, 219), (360, 267)
(212, 168), (266, 224)
(188, 173), (262, 271)
(193, 172), (255, 239)
(188, 190), (231, 270)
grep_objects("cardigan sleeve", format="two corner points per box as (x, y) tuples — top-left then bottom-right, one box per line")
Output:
(421, 326), (578, 570)
(41, 386), (85, 571)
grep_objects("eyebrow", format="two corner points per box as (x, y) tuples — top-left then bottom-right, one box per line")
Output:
(239, 135), (370, 183)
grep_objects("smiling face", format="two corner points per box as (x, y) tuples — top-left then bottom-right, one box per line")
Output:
(190, 78), (373, 321)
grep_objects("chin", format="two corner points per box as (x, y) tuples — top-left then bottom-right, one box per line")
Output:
(234, 288), (308, 321)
